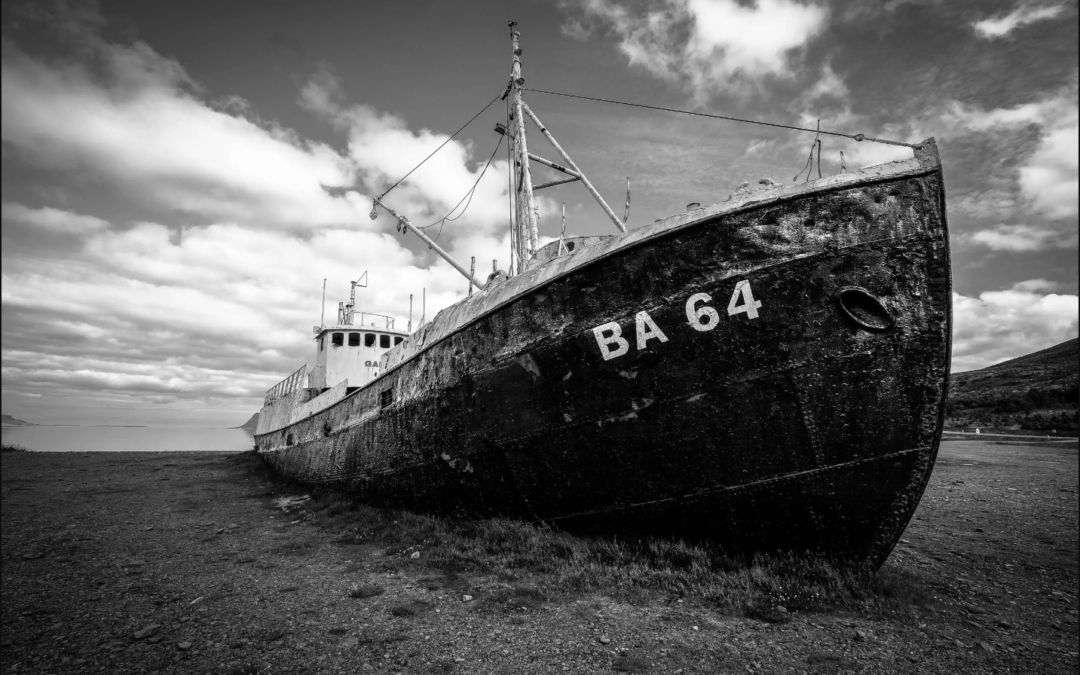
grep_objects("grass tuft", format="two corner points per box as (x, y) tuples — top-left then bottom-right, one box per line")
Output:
(349, 584), (386, 599)
(389, 600), (430, 617)
(612, 654), (650, 673)
(1, 443), (30, 453)
(292, 486), (933, 618)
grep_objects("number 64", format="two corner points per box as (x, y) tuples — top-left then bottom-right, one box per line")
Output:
(685, 280), (762, 331)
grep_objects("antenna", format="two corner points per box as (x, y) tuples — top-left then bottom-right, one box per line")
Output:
(558, 203), (567, 255)
(346, 272), (368, 326)
(320, 278), (326, 328)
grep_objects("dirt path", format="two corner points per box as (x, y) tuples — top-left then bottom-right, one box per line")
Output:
(2, 441), (1077, 674)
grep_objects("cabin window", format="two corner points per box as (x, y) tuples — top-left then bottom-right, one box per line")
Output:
(394, 336), (403, 345)
(348, 332), (360, 347)
(319, 336), (324, 351)
(331, 332), (344, 346)
(380, 389), (394, 408)
(364, 333), (376, 347)
(380, 334), (390, 348)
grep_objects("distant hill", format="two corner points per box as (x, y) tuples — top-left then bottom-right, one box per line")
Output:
(234, 413), (259, 430)
(1, 414), (36, 427)
(947, 338), (1078, 432)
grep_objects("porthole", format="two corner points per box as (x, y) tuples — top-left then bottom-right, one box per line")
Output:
(835, 287), (894, 332)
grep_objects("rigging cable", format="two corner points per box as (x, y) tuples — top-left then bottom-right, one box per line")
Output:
(523, 88), (915, 148)
(410, 130), (505, 243)
(376, 93), (502, 203)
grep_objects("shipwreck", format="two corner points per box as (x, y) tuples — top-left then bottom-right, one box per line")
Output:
(256, 23), (951, 567)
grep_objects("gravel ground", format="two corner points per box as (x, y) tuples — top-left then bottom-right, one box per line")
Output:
(2, 439), (1077, 674)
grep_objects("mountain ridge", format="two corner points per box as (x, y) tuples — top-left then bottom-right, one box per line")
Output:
(947, 338), (1077, 433)
(234, 413), (259, 430)
(1, 414), (36, 427)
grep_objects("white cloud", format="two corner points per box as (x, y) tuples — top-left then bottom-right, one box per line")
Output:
(968, 223), (1078, 252)
(1017, 121), (1078, 219)
(837, 85), (1079, 219)
(299, 71), (559, 244)
(1011, 278), (1063, 292)
(952, 282), (1079, 371)
(2, 202), (110, 235)
(943, 91), (1078, 220)
(569, 0), (828, 100)
(1, 38), (363, 230)
(0, 24), (533, 424)
(951, 190), (1019, 220)
(804, 63), (849, 103)
(972, 4), (1066, 39)
(1, 220), (481, 411)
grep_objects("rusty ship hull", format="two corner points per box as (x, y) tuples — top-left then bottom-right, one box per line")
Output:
(256, 142), (950, 566)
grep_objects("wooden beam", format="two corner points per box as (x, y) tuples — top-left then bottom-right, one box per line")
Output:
(373, 198), (486, 290)
(534, 176), (581, 191)
(495, 126), (581, 178)
(525, 153), (581, 178)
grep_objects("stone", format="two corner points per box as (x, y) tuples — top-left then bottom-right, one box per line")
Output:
(177, 642), (192, 651)
(599, 636), (611, 645)
(133, 624), (160, 640)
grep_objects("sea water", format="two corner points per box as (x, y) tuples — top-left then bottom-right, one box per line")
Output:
(1, 425), (255, 453)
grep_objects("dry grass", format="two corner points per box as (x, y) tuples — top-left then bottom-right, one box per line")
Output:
(1, 443), (30, 453)
(348, 584), (386, 599)
(245, 451), (931, 620)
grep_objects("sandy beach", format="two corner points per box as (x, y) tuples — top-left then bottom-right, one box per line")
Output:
(2, 440), (1077, 674)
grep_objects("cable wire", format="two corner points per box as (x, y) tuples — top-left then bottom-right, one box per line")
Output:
(377, 93), (502, 201)
(410, 131), (505, 242)
(524, 88), (915, 147)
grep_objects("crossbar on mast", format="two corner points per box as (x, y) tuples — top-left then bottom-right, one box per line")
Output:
(495, 126), (582, 179)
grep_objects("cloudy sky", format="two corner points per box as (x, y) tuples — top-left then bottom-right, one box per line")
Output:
(2, 0), (1077, 427)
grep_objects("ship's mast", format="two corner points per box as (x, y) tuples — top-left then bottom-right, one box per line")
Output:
(509, 21), (538, 270)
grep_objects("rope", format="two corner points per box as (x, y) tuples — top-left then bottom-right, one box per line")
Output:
(376, 93), (502, 202)
(793, 120), (823, 183)
(409, 131), (505, 242)
(524, 88), (915, 148)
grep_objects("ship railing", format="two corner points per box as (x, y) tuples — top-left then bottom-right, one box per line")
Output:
(353, 312), (396, 330)
(264, 364), (307, 407)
